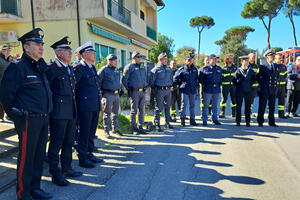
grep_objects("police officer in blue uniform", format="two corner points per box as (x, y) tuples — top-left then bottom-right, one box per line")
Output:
(199, 54), (222, 126)
(98, 54), (123, 138)
(257, 49), (279, 127)
(0, 28), (53, 200)
(46, 37), (82, 186)
(122, 51), (148, 135)
(74, 41), (102, 168)
(174, 54), (199, 127)
(233, 56), (256, 126)
(150, 53), (174, 132)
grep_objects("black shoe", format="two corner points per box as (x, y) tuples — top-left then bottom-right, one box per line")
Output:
(104, 131), (110, 139)
(138, 127), (147, 134)
(165, 124), (173, 129)
(292, 113), (300, 117)
(219, 114), (225, 118)
(236, 122), (240, 126)
(63, 169), (83, 178)
(246, 123), (250, 127)
(232, 114), (236, 118)
(269, 123), (278, 127)
(190, 118), (198, 126)
(213, 120), (221, 125)
(79, 159), (96, 168)
(132, 127), (139, 135)
(258, 124), (263, 127)
(203, 121), (208, 126)
(156, 125), (163, 132)
(113, 130), (123, 136)
(279, 115), (287, 119)
(87, 153), (104, 163)
(31, 189), (53, 200)
(180, 118), (185, 127)
(52, 175), (69, 186)
(170, 117), (176, 122)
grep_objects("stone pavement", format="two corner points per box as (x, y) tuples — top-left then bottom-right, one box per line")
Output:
(1, 115), (299, 200)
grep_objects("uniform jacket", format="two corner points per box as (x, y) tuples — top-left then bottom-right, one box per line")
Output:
(233, 67), (256, 93)
(198, 64), (222, 94)
(173, 64), (199, 95)
(150, 64), (173, 88)
(221, 64), (237, 86)
(249, 62), (259, 87)
(98, 64), (121, 92)
(46, 59), (77, 119)
(74, 60), (101, 112)
(0, 53), (9, 83)
(256, 62), (279, 94)
(287, 64), (300, 90)
(122, 62), (148, 90)
(274, 63), (288, 86)
(0, 53), (53, 118)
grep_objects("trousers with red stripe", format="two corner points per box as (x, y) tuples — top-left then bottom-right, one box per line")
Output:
(15, 116), (49, 200)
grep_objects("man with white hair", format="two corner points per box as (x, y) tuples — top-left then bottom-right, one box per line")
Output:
(46, 36), (82, 186)
(74, 41), (102, 168)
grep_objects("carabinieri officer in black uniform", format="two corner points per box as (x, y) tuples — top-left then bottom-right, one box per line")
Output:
(257, 49), (279, 127)
(0, 28), (53, 200)
(74, 41), (102, 168)
(46, 37), (82, 187)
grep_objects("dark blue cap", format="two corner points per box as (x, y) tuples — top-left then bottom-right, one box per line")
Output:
(51, 36), (72, 50)
(208, 54), (219, 59)
(185, 54), (194, 60)
(18, 28), (44, 44)
(107, 54), (117, 61)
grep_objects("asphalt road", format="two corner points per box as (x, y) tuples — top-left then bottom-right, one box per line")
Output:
(2, 114), (299, 200)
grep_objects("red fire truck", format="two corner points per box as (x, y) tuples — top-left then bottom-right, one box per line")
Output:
(278, 47), (300, 65)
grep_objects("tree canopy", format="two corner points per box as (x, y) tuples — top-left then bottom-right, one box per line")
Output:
(148, 33), (175, 63)
(283, 0), (300, 46)
(241, 0), (284, 49)
(189, 16), (215, 59)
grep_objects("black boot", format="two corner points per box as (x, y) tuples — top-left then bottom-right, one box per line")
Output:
(190, 118), (198, 126)
(154, 121), (163, 132)
(219, 107), (225, 118)
(232, 107), (236, 118)
(278, 110), (287, 119)
(180, 118), (185, 127)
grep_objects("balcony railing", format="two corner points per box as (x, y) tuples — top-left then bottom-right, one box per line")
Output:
(0, 0), (19, 16)
(146, 26), (157, 41)
(107, 0), (131, 27)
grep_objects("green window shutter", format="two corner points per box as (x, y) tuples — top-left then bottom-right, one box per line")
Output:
(109, 47), (115, 54)
(95, 43), (100, 61)
(1, 0), (18, 15)
(101, 45), (108, 60)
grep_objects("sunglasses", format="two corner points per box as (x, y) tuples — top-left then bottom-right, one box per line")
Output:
(135, 56), (142, 58)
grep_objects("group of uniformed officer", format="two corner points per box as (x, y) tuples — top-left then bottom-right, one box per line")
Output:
(0, 27), (299, 200)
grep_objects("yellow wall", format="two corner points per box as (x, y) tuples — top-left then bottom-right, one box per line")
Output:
(0, 19), (149, 65)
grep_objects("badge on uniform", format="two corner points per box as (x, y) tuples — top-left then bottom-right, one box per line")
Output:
(138, 88), (143, 92)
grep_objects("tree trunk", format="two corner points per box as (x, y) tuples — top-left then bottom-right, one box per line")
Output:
(267, 16), (272, 49)
(288, 12), (298, 46)
(198, 32), (201, 60)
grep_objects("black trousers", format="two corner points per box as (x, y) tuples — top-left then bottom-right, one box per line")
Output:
(290, 90), (300, 113)
(48, 118), (76, 176)
(15, 116), (49, 200)
(220, 85), (237, 115)
(170, 89), (181, 116)
(77, 111), (99, 162)
(276, 85), (286, 116)
(257, 89), (276, 125)
(236, 90), (252, 124)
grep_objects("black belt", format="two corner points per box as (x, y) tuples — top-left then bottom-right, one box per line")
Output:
(28, 113), (48, 118)
(102, 89), (119, 94)
(156, 86), (171, 90)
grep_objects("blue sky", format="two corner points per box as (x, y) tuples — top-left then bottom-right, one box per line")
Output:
(157, 0), (300, 56)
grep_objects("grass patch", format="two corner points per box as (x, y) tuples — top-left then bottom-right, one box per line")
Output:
(98, 113), (132, 134)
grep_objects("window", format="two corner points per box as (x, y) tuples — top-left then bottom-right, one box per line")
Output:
(129, 52), (132, 60)
(290, 53), (294, 63)
(140, 10), (145, 20)
(95, 43), (116, 61)
(121, 50), (126, 69)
